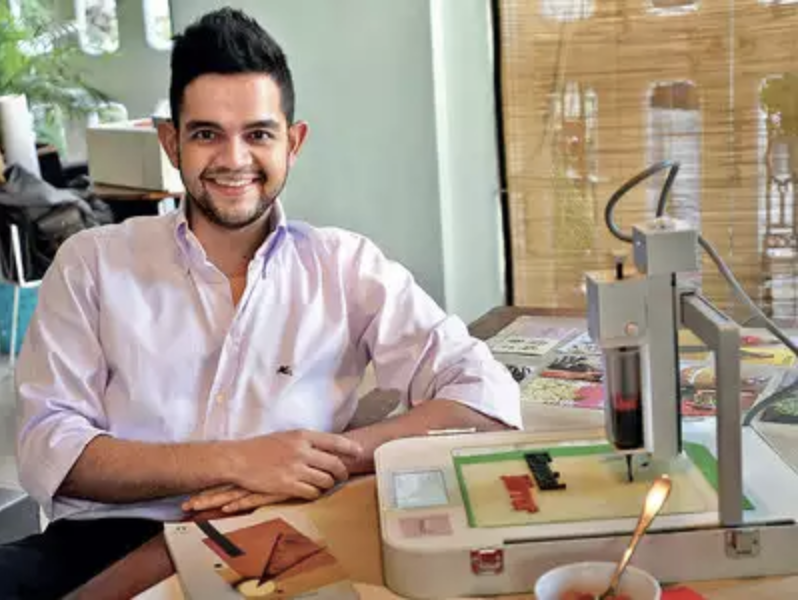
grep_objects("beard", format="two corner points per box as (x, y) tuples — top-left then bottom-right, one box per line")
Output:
(178, 154), (288, 231)
(185, 184), (275, 230)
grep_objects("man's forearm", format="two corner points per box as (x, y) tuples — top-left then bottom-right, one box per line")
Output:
(58, 435), (236, 503)
(342, 399), (512, 474)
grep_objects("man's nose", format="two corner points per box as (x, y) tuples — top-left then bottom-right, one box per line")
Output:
(220, 137), (252, 168)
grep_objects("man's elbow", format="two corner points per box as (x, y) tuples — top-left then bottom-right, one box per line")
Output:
(428, 398), (520, 432)
(16, 451), (55, 515)
(470, 408), (520, 432)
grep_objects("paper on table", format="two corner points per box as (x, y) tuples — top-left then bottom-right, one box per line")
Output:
(487, 316), (578, 357)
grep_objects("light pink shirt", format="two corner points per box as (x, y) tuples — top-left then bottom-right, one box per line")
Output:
(16, 202), (521, 521)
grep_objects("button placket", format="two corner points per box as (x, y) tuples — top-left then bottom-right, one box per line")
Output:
(202, 230), (283, 438)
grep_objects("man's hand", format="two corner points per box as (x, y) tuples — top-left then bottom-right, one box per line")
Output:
(182, 485), (286, 514)
(222, 430), (361, 500)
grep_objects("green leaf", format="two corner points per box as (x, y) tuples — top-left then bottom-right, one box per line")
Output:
(0, 3), (112, 133)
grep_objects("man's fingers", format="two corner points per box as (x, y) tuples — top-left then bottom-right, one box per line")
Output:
(182, 483), (238, 509)
(306, 449), (349, 483)
(184, 490), (246, 511)
(305, 431), (363, 458)
(287, 480), (322, 501)
(222, 493), (286, 514)
(299, 466), (337, 491)
(183, 487), (250, 511)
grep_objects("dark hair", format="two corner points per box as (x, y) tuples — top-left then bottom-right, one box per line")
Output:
(169, 8), (295, 127)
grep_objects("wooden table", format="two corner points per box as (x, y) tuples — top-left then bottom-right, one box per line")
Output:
(90, 183), (183, 202)
(70, 306), (798, 599)
(90, 183), (182, 222)
(71, 474), (797, 600)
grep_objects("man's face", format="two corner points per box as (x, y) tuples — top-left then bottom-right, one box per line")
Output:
(159, 73), (307, 230)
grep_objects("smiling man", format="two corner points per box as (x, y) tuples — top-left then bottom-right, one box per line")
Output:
(1, 8), (520, 598)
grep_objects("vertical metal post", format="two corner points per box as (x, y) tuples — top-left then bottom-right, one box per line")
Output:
(681, 293), (743, 527)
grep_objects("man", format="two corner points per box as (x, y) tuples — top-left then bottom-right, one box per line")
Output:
(0, 8), (520, 598)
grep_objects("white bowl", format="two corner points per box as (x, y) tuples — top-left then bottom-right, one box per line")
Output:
(534, 561), (661, 600)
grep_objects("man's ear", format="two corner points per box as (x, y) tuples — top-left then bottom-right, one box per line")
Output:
(287, 121), (309, 168)
(157, 121), (180, 169)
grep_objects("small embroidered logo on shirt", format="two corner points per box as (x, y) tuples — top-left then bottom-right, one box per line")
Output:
(277, 365), (293, 376)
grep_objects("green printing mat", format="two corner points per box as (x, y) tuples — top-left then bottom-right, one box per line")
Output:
(454, 443), (753, 529)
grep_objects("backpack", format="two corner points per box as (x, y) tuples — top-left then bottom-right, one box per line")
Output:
(0, 165), (111, 281)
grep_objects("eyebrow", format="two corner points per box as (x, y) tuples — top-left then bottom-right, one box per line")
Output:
(243, 119), (282, 131)
(184, 119), (282, 132)
(184, 120), (222, 132)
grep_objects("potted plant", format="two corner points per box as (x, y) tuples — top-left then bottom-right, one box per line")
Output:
(0, 1), (109, 156)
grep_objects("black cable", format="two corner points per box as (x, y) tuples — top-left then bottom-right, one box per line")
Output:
(741, 380), (797, 427)
(697, 235), (797, 355)
(656, 163), (680, 218)
(604, 160), (681, 243)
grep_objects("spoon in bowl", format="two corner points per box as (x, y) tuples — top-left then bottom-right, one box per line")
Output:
(597, 474), (672, 600)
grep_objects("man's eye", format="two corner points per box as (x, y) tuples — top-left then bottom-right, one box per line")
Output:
(248, 130), (274, 142)
(191, 130), (216, 141)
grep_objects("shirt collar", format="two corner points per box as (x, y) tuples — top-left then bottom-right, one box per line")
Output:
(173, 198), (288, 271)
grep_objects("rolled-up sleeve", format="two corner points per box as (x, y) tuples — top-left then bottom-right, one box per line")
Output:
(350, 236), (521, 429)
(15, 234), (109, 517)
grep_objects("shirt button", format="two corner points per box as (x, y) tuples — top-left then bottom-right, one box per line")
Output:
(215, 393), (226, 404)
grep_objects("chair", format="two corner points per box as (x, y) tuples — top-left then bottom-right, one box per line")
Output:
(4, 223), (42, 369)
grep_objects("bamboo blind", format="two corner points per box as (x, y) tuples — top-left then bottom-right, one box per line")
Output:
(498, 0), (797, 325)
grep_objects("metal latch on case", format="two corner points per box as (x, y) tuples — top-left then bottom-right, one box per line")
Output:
(470, 548), (504, 575)
(725, 529), (760, 559)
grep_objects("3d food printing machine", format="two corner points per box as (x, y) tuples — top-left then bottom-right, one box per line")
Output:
(375, 170), (798, 598)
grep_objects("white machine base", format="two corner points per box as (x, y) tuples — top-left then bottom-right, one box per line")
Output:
(375, 425), (798, 598)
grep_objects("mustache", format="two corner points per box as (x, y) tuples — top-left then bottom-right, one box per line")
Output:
(201, 169), (266, 179)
